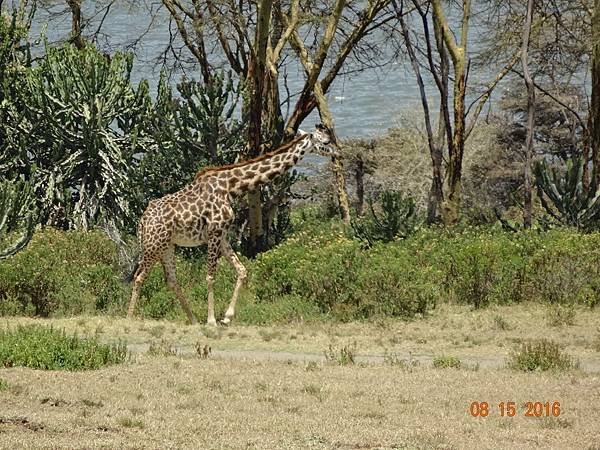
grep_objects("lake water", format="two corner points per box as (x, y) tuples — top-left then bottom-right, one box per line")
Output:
(24, 1), (574, 139)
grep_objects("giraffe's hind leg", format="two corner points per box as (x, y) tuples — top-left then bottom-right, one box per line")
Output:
(220, 239), (247, 325)
(128, 257), (155, 318)
(205, 231), (224, 327)
(162, 246), (197, 325)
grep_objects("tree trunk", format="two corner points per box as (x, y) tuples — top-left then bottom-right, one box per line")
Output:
(592, 0), (600, 185)
(67, 0), (85, 49)
(398, 1), (444, 223)
(246, 0), (273, 255)
(355, 160), (365, 216)
(432, 0), (471, 225)
(522, 0), (535, 229)
(442, 61), (467, 225)
(313, 84), (351, 223)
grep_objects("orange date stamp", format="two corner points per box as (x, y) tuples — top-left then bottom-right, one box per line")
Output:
(469, 401), (561, 417)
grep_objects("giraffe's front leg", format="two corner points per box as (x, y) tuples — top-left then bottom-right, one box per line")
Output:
(205, 233), (222, 327)
(220, 240), (247, 325)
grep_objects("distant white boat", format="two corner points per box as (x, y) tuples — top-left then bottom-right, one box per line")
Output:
(334, 96), (345, 101)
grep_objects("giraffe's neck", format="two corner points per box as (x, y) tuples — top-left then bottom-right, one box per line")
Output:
(217, 135), (313, 195)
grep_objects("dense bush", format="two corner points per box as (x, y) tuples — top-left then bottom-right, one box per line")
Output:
(0, 225), (598, 322)
(508, 339), (577, 372)
(0, 228), (124, 316)
(254, 225), (600, 319)
(0, 325), (127, 370)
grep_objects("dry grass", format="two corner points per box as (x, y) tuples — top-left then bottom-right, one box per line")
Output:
(1, 303), (600, 447)
(1, 355), (599, 448)
(2, 303), (599, 365)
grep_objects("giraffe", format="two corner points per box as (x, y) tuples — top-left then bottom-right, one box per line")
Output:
(127, 124), (337, 326)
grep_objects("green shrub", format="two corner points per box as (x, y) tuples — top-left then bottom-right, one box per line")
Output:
(352, 190), (420, 247)
(253, 230), (362, 316)
(433, 355), (462, 369)
(351, 243), (438, 319)
(324, 343), (356, 365)
(508, 339), (577, 372)
(526, 230), (600, 305)
(546, 304), (576, 327)
(0, 228), (124, 316)
(0, 325), (128, 370)
(1, 225), (599, 324)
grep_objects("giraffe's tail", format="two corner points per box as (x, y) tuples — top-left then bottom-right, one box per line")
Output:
(123, 221), (144, 283)
(123, 259), (140, 284)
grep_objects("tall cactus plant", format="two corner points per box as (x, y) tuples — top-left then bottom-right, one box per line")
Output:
(17, 42), (152, 231)
(0, 181), (35, 259)
(133, 71), (245, 210)
(534, 157), (600, 230)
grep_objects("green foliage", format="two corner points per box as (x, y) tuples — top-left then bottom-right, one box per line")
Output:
(352, 191), (419, 248)
(133, 72), (244, 216)
(324, 343), (356, 366)
(0, 378), (8, 391)
(0, 225), (599, 323)
(6, 43), (152, 231)
(0, 180), (36, 259)
(0, 325), (127, 370)
(508, 339), (577, 372)
(534, 157), (600, 230)
(0, 228), (124, 316)
(255, 224), (600, 317)
(0, 8), (32, 179)
(546, 304), (576, 327)
(253, 227), (437, 321)
(433, 355), (462, 369)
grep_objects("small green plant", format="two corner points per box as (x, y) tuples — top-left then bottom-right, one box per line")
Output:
(0, 325), (127, 370)
(324, 343), (356, 365)
(305, 361), (321, 371)
(383, 350), (419, 370)
(508, 339), (577, 372)
(546, 304), (576, 327)
(0, 378), (8, 391)
(302, 384), (326, 402)
(492, 315), (511, 331)
(534, 157), (600, 230)
(352, 190), (419, 248)
(147, 339), (177, 357)
(433, 355), (462, 369)
(118, 417), (144, 429)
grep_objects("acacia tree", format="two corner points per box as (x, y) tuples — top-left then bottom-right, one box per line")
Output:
(158, 0), (395, 251)
(482, 0), (597, 189)
(592, 0), (600, 185)
(397, 0), (519, 224)
(521, 0), (535, 228)
(284, 0), (350, 223)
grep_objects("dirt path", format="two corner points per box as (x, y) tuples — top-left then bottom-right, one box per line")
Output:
(127, 343), (600, 372)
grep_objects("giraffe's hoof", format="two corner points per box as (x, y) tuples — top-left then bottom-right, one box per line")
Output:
(206, 319), (218, 327)
(220, 317), (231, 326)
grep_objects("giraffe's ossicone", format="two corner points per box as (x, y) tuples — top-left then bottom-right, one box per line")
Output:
(128, 124), (337, 325)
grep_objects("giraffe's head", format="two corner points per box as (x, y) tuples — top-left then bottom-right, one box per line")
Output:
(310, 123), (339, 158)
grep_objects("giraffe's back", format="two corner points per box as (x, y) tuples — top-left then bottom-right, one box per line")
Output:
(138, 179), (233, 250)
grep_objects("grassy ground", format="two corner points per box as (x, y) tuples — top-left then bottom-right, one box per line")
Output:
(1, 303), (600, 448)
